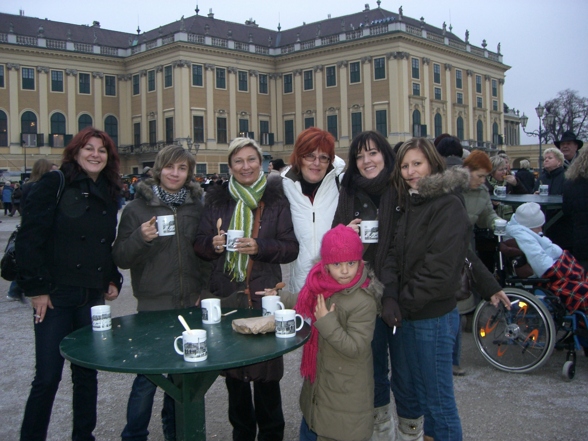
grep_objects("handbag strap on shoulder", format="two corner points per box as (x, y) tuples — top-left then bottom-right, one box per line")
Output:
(244, 201), (264, 308)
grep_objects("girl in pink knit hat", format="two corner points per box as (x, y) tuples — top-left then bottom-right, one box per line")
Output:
(294, 224), (382, 441)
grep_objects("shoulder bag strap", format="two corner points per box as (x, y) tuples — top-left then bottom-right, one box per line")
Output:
(53, 169), (65, 203)
(244, 201), (265, 309)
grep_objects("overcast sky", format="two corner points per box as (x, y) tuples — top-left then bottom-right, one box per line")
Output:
(4, 0), (588, 144)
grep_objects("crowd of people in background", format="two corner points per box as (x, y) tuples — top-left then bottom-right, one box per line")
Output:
(6, 125), (588, 441)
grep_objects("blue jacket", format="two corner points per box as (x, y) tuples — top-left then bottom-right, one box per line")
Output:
(505, 215), (562, 277)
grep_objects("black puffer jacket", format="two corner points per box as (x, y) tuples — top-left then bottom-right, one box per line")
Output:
(16, 170), (122, 296)
(113, 179), (210, 311)
(384, 168), (470, 320)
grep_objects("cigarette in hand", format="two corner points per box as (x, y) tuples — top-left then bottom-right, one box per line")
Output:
(149, 218), (156, 226)
(393, 326), (396, 335)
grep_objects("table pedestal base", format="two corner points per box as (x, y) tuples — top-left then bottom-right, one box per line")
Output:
(147, 371), (220, 441)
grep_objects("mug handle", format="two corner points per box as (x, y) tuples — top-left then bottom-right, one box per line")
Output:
(212, 305), (221, 321)
(277, 301), (285, 310)
(295, 314), (304, 331)
(174, 336), (184, 355)
(493, 187), (499, 196)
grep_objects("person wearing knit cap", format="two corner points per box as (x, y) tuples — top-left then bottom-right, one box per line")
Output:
(295, 224), (382, 441)
(505, 202), (588, 313)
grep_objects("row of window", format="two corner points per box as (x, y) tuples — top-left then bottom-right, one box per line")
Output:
(0, 110), (118, 147)
(132, 65), (270, 95)
(412, 59), (499, 97)
(0, 62), (499, 102)
(413, 84), (499, 110)
(0, 107), (500, 150)
(0, 65), (117, 96)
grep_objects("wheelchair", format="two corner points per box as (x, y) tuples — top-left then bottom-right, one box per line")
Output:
(472, 235), (588, 381)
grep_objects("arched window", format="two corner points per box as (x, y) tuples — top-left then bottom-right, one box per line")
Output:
(51, 112), (66, 134)
(412, 109), (421, 137)
(21, 111), (37, 134)
(50, 112), (66, 147)
(456, 116), (464, 140)
(78, 114), (93, 132)
(434, 113), (442, 138)
(105, 115), (118, 147)
(477, 120), (484, 145)
(492, 122), (499, 146)
(0, 110), (7, 146)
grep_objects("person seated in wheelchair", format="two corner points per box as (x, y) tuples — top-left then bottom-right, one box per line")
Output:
(503, 202), (588, 314)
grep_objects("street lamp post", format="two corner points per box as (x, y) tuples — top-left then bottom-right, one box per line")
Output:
(520, 103), (555, 173)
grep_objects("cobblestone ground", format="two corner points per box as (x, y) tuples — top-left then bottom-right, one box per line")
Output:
(1, 210), (587, 440)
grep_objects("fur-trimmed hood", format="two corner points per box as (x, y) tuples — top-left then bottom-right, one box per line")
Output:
(204, 177), (286, 208)
(134, 178), (203, 203)
(415, 166), (470, 200)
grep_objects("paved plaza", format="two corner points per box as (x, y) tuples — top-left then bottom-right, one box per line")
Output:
(0, 211), (586, 440)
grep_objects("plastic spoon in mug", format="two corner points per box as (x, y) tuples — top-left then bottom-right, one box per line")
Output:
(178, 315), (191, 333)
(216, 218), (222, 236)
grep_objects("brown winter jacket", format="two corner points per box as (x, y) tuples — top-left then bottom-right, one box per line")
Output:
(193, 179), (299, 381)
(112, 179), (210, 311)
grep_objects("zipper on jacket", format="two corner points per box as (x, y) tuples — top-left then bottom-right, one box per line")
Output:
(171, 206), (185, 308)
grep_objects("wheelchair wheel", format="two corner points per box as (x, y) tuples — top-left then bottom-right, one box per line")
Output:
(473, 287), (556, 373)
(562, 360), (575, 381)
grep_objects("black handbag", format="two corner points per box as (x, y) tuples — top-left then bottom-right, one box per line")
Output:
(1, 226), (19, 281)
(456, 257), (474, 301)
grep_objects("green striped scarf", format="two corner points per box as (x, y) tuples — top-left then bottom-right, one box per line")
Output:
(225, 171), (267, 281)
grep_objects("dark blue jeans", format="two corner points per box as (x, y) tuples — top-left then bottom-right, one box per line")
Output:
(401, 308), (462, 441)
(372, 317), (422, 419)
(121, 374), (176, 441)
(20, 285), (103, 441)
(299, 417), (317, 441)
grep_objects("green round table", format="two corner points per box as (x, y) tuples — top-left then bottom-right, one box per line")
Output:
(60, 307), (310, 441)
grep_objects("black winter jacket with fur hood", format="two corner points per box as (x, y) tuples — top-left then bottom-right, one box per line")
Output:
(384, 167), (471, 320)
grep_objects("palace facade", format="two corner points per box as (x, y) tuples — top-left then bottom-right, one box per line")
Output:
(0, 4), (514, 176)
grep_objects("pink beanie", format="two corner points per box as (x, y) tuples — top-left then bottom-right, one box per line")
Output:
(321, 224), (364, 265)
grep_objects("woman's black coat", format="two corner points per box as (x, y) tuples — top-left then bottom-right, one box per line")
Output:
(16, 170), (122, 296)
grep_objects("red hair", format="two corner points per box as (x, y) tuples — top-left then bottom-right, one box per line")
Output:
(62, 127), (121, 200)
(463, 150), (492, 172)
(289, 128), (335, 175)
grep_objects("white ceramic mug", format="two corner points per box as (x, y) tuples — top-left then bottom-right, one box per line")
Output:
(262, 296), (285, 316)
(493, 185), (507, 198)
(91, 305), (111, 331)
(494, 219), (507, 236)
(360, 220), (379, 243)
(156, 215), (176, 236)
(201, 298), (221, 324)
(274, 309), (304, 338)
(539, 184), (549, 196)
(174, 329), (207, 362)
(223, 230), (244, 252)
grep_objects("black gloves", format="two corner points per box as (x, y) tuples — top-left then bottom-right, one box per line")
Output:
(381, 297), (402, 328)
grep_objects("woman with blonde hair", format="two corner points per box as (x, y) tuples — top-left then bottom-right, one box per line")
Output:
(515, 159), (535, 193)
(194, 137), (298, 440)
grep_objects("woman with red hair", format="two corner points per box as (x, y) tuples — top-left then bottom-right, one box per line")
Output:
(281, 128), (345, 294)
(17, 127), (123, 441)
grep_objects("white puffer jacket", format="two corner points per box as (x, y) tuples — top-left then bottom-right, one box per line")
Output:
(281, 156), (345, 294)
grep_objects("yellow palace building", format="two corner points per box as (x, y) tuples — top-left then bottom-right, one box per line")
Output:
(0, 4), (515, 176)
